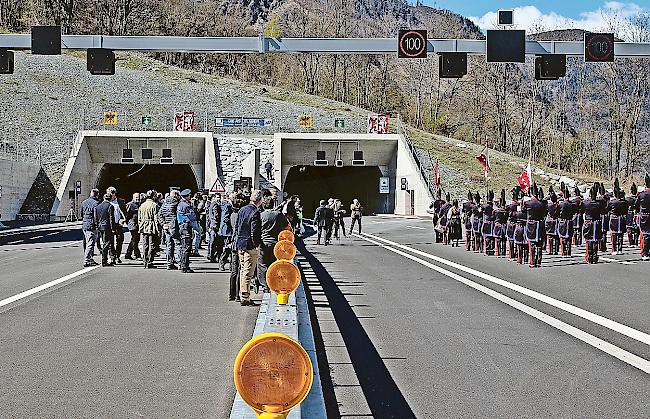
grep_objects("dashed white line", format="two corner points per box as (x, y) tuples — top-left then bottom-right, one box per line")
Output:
(600, 257), (635, 266)
(359, 233), (650, 347)
(0, 266), (98, 310)
(405, 225), (427, 230)
(355, 233), (650, 374)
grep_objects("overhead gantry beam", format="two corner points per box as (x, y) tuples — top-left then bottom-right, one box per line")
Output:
(1, 34), (650, 57)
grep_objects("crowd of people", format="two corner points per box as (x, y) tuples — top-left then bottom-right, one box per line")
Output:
(314, 198), (363, 245)
(80, 185), (304, 306)
(430, 174), (650, 267)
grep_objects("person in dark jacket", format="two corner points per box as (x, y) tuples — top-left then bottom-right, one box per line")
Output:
(608, 181), (629, 256)
(159, 190), (181, 270)
(124, 192), (142, 260)
(257, 196), (290, 293)
(94, 192), (116, 267)
(218, 194), (234, 271)
(235, 190), (263, 306)
(81, 189), (100, 267)
(206, 194), (222, 263)
(583, 184), (607, 264)
(635, 173), (650, 261)
(558, 195), (577, 257)
(229, 194), (246, 302)
(524, 185), (547, 268)
(315, 199), (335, 245)
(177, 189), (199, 273)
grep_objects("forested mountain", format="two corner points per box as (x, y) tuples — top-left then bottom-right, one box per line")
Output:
(1, 0), (648, 180)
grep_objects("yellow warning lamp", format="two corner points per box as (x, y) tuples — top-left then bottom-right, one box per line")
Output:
(266, 260), (301, 305)
(234, 332), (313, 419)
(273, 240), (297, 261)
(278, 229), (295, 243)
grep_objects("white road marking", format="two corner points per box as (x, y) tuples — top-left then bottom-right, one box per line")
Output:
(600, 257), (635, 266)
(405, 225), (427, 230)
(0, 266), (98, 309)
(355, 234), (650, 374)
(360, 233), (650, 347)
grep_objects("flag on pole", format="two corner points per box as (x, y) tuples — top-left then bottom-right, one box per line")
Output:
(476, 144), (490, 180)
(434, 159), (441, 187)
(517, 162), (532, 193)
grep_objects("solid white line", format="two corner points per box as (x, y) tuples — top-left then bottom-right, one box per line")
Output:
(355, 234), (650, 374)
(0, 266), (98, 309)
(360, 232), (650, 347)
(600, 257), (635, 266)
(405, 225), (427, 230)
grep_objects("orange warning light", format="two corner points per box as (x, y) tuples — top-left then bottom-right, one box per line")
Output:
(278, 229), (295, 243)
(234, 332), (313, 419)
(273, 240), (297, 260)
(266, 260), (301, 305)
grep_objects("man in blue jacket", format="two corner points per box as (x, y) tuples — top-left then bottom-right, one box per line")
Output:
(235, 190), (263, 306)
(81, 189), (100, 267)
(94, 192), (116, 267)
(177, 189), (199, 273)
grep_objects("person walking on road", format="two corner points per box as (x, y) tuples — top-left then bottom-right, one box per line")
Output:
(349, 199), (363, 235)
(138, 190), (160, 269)
(95, 192), (116, 267)
(218, 193), (234, 271)
(81, 188), (100, 267)
(159, 190), (181, 270)
(235, 190), (263, 306)
(206, 194), (222, 263)
(264, 161), (273, 180)
(636, 173), (650, 261)
(258, 196), (290, 292)
(332, 198), (347, 240)
(228, 194), (246, 302)
(177, 189), (199, 273)
(124, 192), (142, 260)
(107, 187), (125, 264)
(315, 199), (335, 245)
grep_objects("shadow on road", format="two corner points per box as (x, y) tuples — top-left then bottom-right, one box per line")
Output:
(297, 240), (417, 419)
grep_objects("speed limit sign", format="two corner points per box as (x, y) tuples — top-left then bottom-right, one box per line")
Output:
(585, 33), (615, 62)
(398, 30), (428, 58)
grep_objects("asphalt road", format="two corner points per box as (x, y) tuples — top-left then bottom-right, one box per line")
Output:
(298, 215), (650, 418)
(0, 225), (261, 418)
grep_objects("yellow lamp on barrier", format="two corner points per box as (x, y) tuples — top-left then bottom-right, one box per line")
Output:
(234, 332), (313, 419)
(278, 229), (295, 243)
(266, 260), (301, 305)
(273, 240), (297, 260)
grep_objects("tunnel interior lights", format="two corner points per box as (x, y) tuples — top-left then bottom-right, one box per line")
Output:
(234, 332), (313, 419)
(31, 26), (61, 55)
(0, 49), (14, 74)
(121, 148), (134, 164)
(335, 159), (344, 167)
(160, 148), (173, 164)
(314, 150), (328, 166)
(351, 150), (366, 166)
(87, 48), (116, 75)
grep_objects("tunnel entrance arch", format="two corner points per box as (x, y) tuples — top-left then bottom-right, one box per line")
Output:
(95, 164), (199, 200)
(283, 165), (384, 219)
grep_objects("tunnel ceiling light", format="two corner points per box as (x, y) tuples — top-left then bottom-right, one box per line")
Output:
(352, 150), (366, 166)
(141, 148), (153, 160)
(121, 148), (134, 164)
(0, 49), (14, 74)
(335, 159), (344, 167)
(160, 148), (173, 164)
(314, 150), (328, 166)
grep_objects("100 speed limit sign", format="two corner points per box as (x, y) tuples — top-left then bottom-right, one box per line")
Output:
(398, 30), (428, 58)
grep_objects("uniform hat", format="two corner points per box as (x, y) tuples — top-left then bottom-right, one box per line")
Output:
(487, 190), (494, 203)
(645, 172), (650, 188)
(511, 186), (520, 202)
(180, 189), (191, 197)
(590, 184), (598, 200)
(500, 189), (506, 206)
(631, 182), (638, 195)
(445, 193), (451, 203)
(574, 186), (581, 197)
(468, 191), (474, 202)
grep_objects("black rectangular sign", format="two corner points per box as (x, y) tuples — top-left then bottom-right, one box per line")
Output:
(486, 30), (526, 63)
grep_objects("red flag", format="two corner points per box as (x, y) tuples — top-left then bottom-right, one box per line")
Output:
(517, 163), (532, 192)
(476, 153), (488, 179)
(434, 159), (441, 187)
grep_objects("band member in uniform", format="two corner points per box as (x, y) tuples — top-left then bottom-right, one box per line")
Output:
(447, 199), (462, 247)
(607, 179), (628, 256)
(524, 184), (547, 268)
(598, 183), (610, 253)
(482, 191), (496, 256)
(582, 184), (606, 264)
(557, 192), (577, 257)
(571, 186), (583, 246)
(437, 193), (452, 245)
(493, 190), (508, 257)
(472, 192), (483, 253)
(626, 183), (640, 247)
(545, 186), (560, 255)
(463, 192), (475, 251)
(506, 188), (520, 261)
(636, 174), (650, 261)
(514, 198), (528, 264)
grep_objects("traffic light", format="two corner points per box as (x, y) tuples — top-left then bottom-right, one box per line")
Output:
(535, 55), (566, 80)
(0, 49), (14, 74)
(87, 48), (116, 75)
(31, 26), (61, 55)
(439, 52), (467, 78)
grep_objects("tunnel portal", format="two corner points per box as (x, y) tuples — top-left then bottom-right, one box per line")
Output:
(95, 164), (199, 200)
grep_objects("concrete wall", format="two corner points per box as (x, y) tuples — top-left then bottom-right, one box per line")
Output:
(241, 149), (261, 190)
(0, 159), (40, 222)
(395, 136), (432, 216)
(216, 135), (274, 189)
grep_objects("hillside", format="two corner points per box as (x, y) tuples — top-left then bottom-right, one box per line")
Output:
(0, 51), (604, 203)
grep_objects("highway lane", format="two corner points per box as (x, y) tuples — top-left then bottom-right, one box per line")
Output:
(299, 216), (650, 418)
(0, 228), (261, 418)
